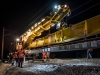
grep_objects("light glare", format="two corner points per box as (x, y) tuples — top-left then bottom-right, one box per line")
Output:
(54, 5), (57, 9)
(38, 22), (41, 25)
(41, 19), (45, 22)
(65, 5), (67, 7)
(31, 26), (34, 29)
(16, 38), (20, 41)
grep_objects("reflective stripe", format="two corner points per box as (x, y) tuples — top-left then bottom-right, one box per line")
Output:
(18, 51), (25, 58)
(14, 52), (18, 58)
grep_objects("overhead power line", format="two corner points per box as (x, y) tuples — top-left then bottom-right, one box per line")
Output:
(71, 0), (93, 12)
(21, 0), (59, 34)
(67, 1), (100, 20)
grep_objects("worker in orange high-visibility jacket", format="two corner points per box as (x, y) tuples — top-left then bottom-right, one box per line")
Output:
(17, 48), (25, 68)
(42, 52), (47, 60)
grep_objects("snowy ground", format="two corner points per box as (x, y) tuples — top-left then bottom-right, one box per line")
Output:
(1, 59), (100, 75)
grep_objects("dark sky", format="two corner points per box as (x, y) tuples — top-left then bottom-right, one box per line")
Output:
(0, 0), (100, 56)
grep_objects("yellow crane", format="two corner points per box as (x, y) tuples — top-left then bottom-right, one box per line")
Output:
(20, 5), (71, 49)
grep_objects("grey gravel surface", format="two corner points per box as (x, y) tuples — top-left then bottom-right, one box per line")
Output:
(0, 63), (10, 75)
(2, 59), (100, 75)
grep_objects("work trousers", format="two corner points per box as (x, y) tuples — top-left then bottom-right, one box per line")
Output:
(18, 58), (24, 68)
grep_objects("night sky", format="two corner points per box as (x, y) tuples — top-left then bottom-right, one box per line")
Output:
(0, 0), (100, 58)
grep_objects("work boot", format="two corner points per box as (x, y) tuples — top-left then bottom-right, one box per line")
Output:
(18, 63), (20, 67)
(12, 63), (14, 66)
(20, 62), (23, 68)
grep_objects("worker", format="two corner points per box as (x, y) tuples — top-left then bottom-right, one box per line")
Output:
(46, 52), (50, 59)
(87, 48), (93, 59)
(17, 48), (25, 68)
(11, 53), (14, 66)
(13, 50), (19, 67)
(42, 52), (46, 59)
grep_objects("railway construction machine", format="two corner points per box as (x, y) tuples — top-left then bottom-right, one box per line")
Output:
(27, 14), (100, 52)
(19, 4), (100, 59)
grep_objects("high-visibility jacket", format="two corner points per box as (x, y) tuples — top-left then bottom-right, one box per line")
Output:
(18, 50), (25, 58)
(42, 52), (47, 59)
(13, 52), (18, 58)
(18, 49), (21, 52)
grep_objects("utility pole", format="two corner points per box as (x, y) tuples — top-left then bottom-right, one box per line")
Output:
(1, 27), (4, 62)
(1, 27), (17, 62)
